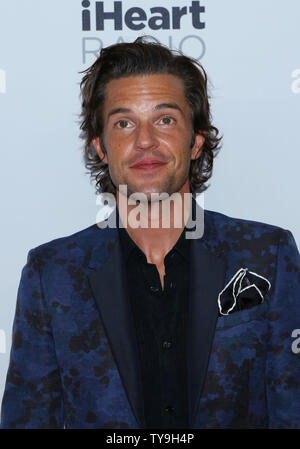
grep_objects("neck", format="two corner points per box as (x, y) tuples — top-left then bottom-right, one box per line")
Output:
(116, 184), (192, 265)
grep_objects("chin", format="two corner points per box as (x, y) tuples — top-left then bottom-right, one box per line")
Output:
(121, 178), (182, 201)
(130, 191), (161, 204)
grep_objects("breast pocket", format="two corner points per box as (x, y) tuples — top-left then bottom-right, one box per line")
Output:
(215, 299), (269, 331)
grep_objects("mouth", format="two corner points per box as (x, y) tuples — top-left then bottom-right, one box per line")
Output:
(130, 160), (167, 171)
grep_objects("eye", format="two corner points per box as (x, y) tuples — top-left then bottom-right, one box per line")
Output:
(115, 120), (132, 129)
(158, 116), (176, 126)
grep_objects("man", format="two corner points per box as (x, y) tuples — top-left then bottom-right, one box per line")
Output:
(1, 37), (300, 429)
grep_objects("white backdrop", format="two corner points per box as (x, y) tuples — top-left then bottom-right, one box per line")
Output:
(0, 0), (299, 405)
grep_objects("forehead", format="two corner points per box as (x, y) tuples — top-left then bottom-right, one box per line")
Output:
(103, 74), (189, 114)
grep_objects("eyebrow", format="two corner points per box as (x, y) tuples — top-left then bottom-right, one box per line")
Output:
(107, 103), (185, 120)
(155, 103), (185, 117)
(107, 107), (131, 119)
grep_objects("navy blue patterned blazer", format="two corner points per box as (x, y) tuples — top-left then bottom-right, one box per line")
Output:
(1, 206), (300, 429)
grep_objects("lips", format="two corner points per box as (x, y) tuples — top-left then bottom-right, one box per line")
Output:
(130, 159), (167, 170)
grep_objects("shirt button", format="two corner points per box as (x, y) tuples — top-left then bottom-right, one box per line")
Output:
(165, 406), (175, 413)
(150, 286), (159, 293)
(162, 341), (172, 349)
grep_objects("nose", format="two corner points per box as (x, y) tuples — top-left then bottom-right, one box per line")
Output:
(135, 121), (159, 150)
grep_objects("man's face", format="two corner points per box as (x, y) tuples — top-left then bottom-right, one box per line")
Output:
(92, 74), (204, 199)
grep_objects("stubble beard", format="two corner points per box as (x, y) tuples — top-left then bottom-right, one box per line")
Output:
(120, 170), (189, 204)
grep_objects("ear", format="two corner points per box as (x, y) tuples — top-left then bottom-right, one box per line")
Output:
(92, 137), (108, 164)
(191, 133), (205, 160)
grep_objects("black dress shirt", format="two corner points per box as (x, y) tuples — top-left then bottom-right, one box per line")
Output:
(117, 209), (190, 429)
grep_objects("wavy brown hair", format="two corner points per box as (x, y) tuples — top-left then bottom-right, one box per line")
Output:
(80, 36), (222, 195)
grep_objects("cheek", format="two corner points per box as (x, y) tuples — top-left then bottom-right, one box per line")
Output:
(176, 150), (193, 177)
(107, 135), (133, 160)
(173, 142), (192, 165)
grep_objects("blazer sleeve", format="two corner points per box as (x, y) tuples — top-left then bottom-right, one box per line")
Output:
(0, 249), (64, 429)
(266, 229), (300, 428)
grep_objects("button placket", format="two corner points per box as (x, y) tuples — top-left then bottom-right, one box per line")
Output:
(162, 341), (172, 349)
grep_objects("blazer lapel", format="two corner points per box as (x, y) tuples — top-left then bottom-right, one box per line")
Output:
(87, 223), (145, 428)
(187, 214), (226, 428)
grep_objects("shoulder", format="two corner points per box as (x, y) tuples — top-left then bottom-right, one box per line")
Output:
(203, 208), (289, 247)
(27, 223), (114, 265)
(201, 209), (299, 276)
(204, 208), (299, 256)
(204, 208), (285, 233)
(203, 210), (299, 296)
